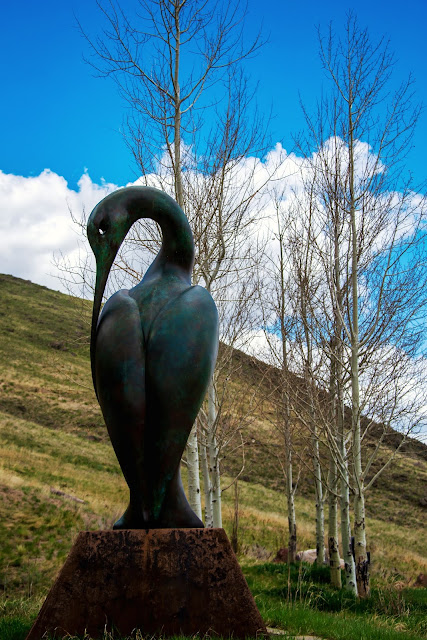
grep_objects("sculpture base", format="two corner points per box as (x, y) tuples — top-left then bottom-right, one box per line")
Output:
(26, 528), (267, 639)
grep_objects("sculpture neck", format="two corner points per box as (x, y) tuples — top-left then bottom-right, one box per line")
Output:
(124, 187), (194, 283)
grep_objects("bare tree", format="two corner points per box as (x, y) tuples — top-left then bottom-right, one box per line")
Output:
(290, 159), (356, 592)
(278, 188), (346, 585)
(292, 227), (327, 568)
(257, 194), (302, 563)
(75, 0), (273, 523)
(294, 13), (427, 597)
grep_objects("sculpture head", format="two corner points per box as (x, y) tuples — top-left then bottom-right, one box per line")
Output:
(87, 185), (196, 394)
(87, 190), (135, 391)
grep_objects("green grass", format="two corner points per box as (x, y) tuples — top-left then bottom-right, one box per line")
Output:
(0, 597), (39, 640)
(245, 563), (427, 640)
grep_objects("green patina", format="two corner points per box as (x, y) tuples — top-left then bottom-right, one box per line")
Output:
(87, 186), (218, 529)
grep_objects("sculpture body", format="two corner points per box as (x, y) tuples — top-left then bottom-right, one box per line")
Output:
(88, 186), (218, 529)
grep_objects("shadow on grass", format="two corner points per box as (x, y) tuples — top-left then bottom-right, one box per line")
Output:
(1, 563), (426, 640)
(244, 562), (427, 640)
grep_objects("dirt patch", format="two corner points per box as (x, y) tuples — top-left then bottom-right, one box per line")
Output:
(267, 630), (324, 639)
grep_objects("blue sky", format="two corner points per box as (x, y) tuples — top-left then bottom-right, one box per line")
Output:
(0, 1), (426, 442)
(1, 0), (426, 190)
(0, 0), (426, 295)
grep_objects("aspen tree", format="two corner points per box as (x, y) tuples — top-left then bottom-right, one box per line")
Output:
(259, 197), (300, 562)
(295, 14), (427, 596)
(79, 0), (271, 522)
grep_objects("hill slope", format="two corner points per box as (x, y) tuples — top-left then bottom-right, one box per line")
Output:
(0, 273), (426, 598)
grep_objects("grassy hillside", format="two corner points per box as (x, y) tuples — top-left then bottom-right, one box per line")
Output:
(0, 274), (426, 624)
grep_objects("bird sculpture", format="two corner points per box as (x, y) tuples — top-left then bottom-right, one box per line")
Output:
(87, 186), (218, 529)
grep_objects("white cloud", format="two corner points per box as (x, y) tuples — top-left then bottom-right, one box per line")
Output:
(0, 138), (424, 300)
(0, 169), (118, 293)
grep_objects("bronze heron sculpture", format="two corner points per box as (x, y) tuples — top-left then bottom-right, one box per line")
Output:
(88, 186), (218, 529)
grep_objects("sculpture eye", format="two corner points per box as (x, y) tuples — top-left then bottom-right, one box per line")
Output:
(98, 220), (109, 236)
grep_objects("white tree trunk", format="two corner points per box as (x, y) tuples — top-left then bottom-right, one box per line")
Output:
(354, 447), (369, 596)
(284, 423), (297, 562)
(210, 438), (222, 528)
(328, 454), (342, 588)
(186, 423), (202, 521)
(287, 485), (297, 562)
(336, 357), (357, 594)
(312, 424), (325, 564)
(172, 5), (202, 524)
(207, 379), (222, 528)
(350, 259), (369, 595)
(199, 433), (213, 527)
(350, 135), (370, 597)
(340, 474), (357, 594)
(339, 439), (357, 594)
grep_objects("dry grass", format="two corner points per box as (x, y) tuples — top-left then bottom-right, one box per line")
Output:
(0, 274), (426, 601)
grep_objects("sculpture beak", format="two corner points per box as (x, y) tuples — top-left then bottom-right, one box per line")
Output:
(90, 247), (116, 397)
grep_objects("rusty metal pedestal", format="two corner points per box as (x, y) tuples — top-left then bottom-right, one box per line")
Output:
(26, 528), (267, 639)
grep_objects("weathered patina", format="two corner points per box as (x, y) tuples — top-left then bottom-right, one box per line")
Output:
(87, 186), (218, 529)
(25, 529), (268, 639)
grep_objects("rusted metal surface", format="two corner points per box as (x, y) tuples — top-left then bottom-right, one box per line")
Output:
(26, 528), (267, 639)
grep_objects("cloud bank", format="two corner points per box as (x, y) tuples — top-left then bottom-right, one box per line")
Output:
(0, 148), (426, 443)
(0, 169), (118, 293)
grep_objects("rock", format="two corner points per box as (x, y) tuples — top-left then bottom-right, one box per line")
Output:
(26, 528), (267, 639)
(414, 573), (427, 588)
(273, 547), (289, 563)
(296, 549), (317, 563)
(295, 548), (345, 569)
(267, 632), (322, 640)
